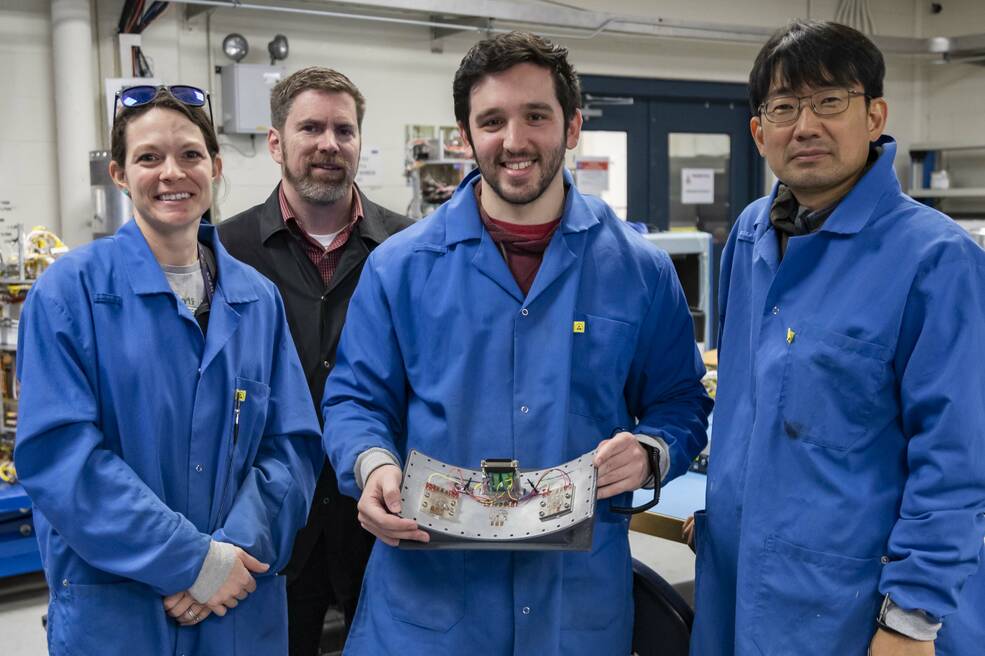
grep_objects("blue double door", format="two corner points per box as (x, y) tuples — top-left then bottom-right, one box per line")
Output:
(578, 75), (763, 344)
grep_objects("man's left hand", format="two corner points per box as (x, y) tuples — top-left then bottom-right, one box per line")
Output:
(593, 431), (651, 499)
(869, 628), (935, 656)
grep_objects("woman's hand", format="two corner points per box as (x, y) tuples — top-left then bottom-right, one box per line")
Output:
(205, 548), (270, 616)
(163, 591), (212, 626)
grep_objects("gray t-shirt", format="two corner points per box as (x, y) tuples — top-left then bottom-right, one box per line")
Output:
(163, 262), (205, 312)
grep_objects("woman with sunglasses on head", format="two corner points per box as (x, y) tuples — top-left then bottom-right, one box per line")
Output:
(14, 86), (321, 655)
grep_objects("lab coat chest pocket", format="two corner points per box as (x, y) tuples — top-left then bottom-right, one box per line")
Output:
(570, 313), (636, 421)
(778, 323), (895, 451)
(231, 376), (271, 467)
(751, 536), (884, 655)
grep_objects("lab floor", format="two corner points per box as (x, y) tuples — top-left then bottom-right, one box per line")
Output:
(0, 535), (695, 655)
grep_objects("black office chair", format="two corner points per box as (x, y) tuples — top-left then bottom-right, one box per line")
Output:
(632, 558), (693, 656)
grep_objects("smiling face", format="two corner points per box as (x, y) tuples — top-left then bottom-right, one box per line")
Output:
(269, 89), (361, 205)
(751, 75), (887, 209)
(460, 62), (581, 209)
(109, 107), (221, 236)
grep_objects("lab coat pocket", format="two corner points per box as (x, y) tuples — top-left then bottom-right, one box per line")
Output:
(778, 323), (894, 451)
(570, 313), (636, 421)
(51, 580), (170, 655)
(383, 548), (465, 631)
(231, 377), (271, 461)
(214, 377), (271, 527)
(561, 524), (630, 630)
(751, 535), (883, 656)
(232, 575), (288, 655)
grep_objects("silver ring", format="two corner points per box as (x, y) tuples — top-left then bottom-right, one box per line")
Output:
(185, 608), (198, 621)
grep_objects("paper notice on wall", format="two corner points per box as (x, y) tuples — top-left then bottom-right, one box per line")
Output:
(682, 168), (715, 204)
(575, 157), (610, 195)
(357, 146), (384, 187)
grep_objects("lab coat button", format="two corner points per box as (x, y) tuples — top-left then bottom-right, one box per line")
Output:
(520, 308), (529, 316)
(521, 606), (531, 615)
(880, 556), (890, 564)
(771, 306), (780, 315)
(520, 405), (529, 414)
(62, 579), (69, 588)
(195, 464), (204, 473)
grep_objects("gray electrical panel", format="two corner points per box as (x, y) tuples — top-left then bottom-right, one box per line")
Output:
(219, 63), (285, 134)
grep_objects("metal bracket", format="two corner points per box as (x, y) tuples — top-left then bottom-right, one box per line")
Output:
(429, 15), (492, 53)
(399, 448), (598, 551)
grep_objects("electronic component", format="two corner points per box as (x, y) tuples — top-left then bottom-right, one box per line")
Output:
(481, 458), (519, 497)
(538, 484), (575, 521)
(419, 481), (459, 521)
(399, 449), (598, 551)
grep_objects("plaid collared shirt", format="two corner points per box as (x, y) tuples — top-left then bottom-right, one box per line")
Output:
(278, 184), (364, 286)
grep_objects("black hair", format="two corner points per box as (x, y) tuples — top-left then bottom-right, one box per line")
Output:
(453, 31), (581, 142)
(748, 20), (885, 113)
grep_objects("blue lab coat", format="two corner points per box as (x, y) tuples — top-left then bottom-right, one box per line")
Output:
(323, 169), (712, 655)
(691, 136), (985, 656)
(15, 220), (321, 656)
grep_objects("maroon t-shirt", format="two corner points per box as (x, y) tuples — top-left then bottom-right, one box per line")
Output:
(474, 184), (561, 296)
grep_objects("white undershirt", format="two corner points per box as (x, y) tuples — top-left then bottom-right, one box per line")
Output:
(308, 228), (344, 250)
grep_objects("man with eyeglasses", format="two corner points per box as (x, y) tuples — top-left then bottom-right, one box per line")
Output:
(690, 20), (985, 656)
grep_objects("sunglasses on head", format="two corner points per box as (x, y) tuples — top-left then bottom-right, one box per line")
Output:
(113, 84), (214, 125)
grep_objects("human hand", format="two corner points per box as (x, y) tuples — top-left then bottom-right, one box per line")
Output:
(682, 515), (696, 552)
(163, 590), (212, 626)
(358, 464), (429, 547)
(593, 431), (651, 500)
(205, 548), (269, 616)
(869, 628), (935, 656)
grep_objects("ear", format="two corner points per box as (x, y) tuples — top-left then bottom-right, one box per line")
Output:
(109, 159), (128, 193)
(211, 154), (223, 182)
(268, 127), (283, 165)
(565, 109), (583, 150)
(457, 121), (474, 159)
(867, 97), (888, 141)
(750, 115), (766, 156)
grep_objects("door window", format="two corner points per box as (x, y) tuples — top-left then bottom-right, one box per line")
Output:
(569, 130), (629, 219)
(668, 133), (731, 245)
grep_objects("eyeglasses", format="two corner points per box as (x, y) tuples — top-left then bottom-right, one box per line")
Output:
(113, 85), (214, 125)
(759, 88), (868, 125)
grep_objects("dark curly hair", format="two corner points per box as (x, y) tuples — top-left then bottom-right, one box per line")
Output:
(453, 31), (581, 141)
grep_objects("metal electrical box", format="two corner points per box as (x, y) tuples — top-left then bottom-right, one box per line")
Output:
(219, 64), (285, 134)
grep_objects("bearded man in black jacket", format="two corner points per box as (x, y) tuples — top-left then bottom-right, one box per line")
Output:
(219, 66), (411, 656)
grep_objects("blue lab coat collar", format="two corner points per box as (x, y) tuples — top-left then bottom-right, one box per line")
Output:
(444, 167), (599, 247)
(755, 135), (900, 236)
(117, 219), (258, 304)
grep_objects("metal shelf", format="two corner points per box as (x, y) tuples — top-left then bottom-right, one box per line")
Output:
(909, 142), (985, 153)
(908, 187), (985, 199)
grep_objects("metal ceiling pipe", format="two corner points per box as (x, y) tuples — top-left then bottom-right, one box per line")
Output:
(174, 0), (985, 60)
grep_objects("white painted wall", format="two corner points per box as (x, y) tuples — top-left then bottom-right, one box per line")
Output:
(5, 0), (983, 237)
(0, 0), (60, 238)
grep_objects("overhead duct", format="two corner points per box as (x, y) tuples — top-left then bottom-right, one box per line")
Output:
(176, 0), (985, 64)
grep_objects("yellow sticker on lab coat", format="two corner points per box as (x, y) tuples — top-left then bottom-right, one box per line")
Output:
(786, 328), (796, 344)
(573, 321), (586, 334)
